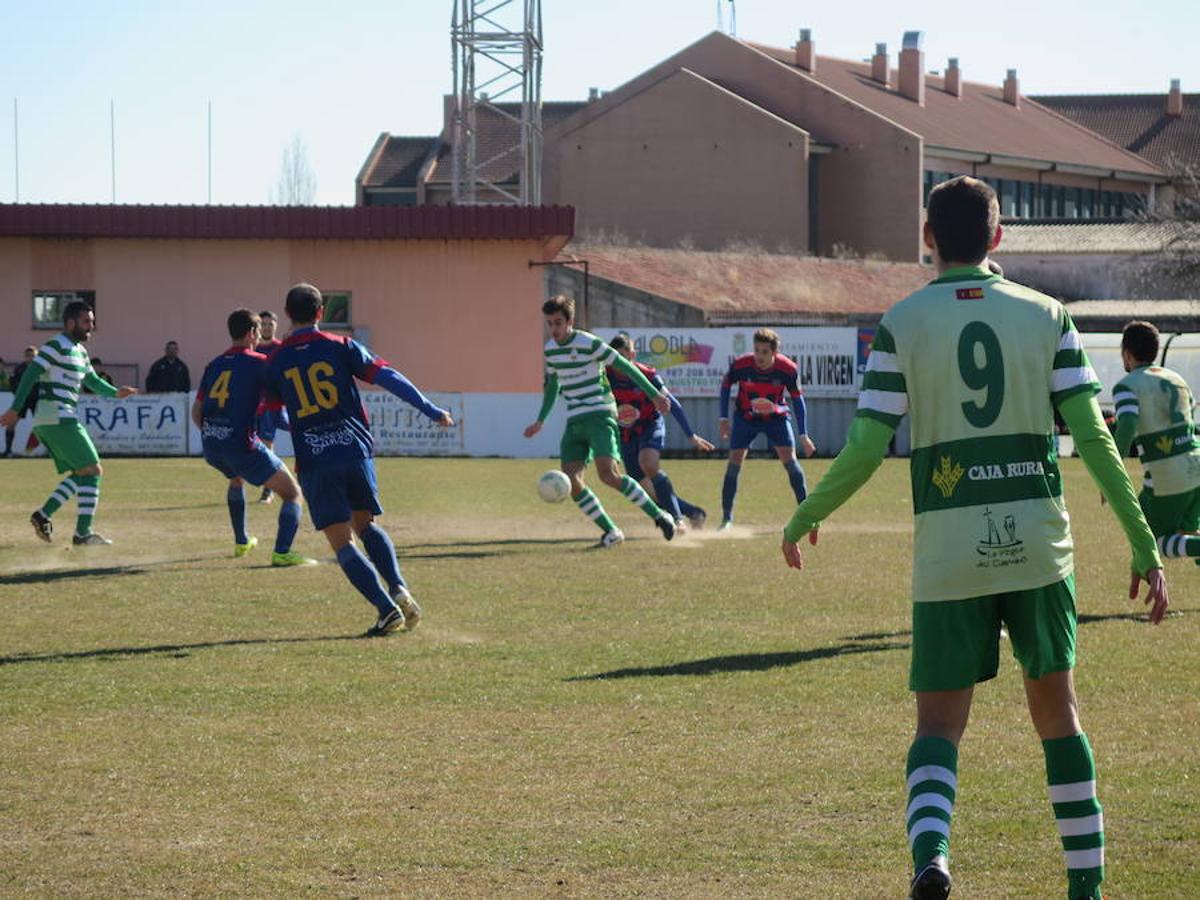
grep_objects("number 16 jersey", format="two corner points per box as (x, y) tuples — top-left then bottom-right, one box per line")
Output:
(858, 265), (1101, 602)
(264, 327), (386, 469)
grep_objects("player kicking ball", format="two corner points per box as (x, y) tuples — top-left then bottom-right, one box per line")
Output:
(266, 283), (454, 636)
(192, 308), (313, 566)
(523, 295), (677, 548)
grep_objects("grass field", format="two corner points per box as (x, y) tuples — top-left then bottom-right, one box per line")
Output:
(0, 456), (1197, 897)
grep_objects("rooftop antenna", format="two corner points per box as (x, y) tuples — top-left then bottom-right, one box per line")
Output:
(717, 0), (737, 36)
(451, 0), (543, 205)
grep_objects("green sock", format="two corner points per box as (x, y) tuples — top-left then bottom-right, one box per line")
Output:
(1157, 534), (1200, 557)
(41, 476), (78, 518)
(1044, 733), (1104, 899)
(573, 487), (616, 533)
(906, 736), (958, 870)
(619, 475), (662, 519)
(74, 474), (101, 536)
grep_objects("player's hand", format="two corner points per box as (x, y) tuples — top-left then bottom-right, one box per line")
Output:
(691, 434), (715, 452)
(436, 411), (455, 427)
(781, 529), (819, 570)
(652, 394), (671, 415)
(1129, 566), (1169, 624)
(117, 386), (138, 399)
(799, 434), (817, 458)
(523, 421), (542, 438)
(0, 409), (17, 428)
(718, 418), (731, 442)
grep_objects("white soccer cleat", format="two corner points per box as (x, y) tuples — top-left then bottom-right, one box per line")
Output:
(393, 586), (422, 630)
(598, 528), (625, 549)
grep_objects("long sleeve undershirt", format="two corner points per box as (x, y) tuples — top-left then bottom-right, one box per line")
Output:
(374, 366), (445, 421)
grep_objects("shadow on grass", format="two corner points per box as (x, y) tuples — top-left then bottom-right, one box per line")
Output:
(0, 633), (365, 667)
(1078, 609), (1191, 625)
(0, 565), (148, 586)
(566, 639), (909, 681)
(404, 538), (595, 550)
(145, 503), (224, 512)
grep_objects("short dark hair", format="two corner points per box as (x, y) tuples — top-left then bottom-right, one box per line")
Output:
(259, 310), (276, 321)
(926, 176), (999, 265)
(542, 295), (575, 320)
(609, 332), (631, 352)
(227, 308), (260, 340)
(285, 283), (323, 324)
(62, 299), (93, 324)
(753, 328), (780, 351)
(1122, 320), (1160, 364)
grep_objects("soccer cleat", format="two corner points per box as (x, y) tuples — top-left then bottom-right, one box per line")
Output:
(393, 587), (422, 630)
(655, 515), (676, 541)
(717, 518), (733, 531)
(30, 510), (53, 543)
(674, 516), (689, 535)
(234, 536), (259, 558)
(364, 608), (404, 637)
(687, 507), (708, 530)
(597, 528), (625, 549)
(72, 532), (112, 546)
(271, 550), (317, 567)
(908, 856), (952, 900)
(258, 487), (274, 504)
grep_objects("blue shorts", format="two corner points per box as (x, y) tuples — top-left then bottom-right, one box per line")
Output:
(203, 441), (283, 486)
(256, 408), (279, 443)
(299, 457), (384, 531)
(730, 415), (794, 450)
(621, 418), (666, 480)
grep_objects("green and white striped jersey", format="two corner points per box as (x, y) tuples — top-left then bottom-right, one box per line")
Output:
(31, 333), (102, 425)
(543, 330), (622, 421)
(858, 265), (1101, 602)
(1113, 365), (1200, 497)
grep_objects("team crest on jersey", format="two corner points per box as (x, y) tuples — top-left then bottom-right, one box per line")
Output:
(976, 507), (1027, 568)
(931, 456), (964, 499)
(1156, 435), (1174, 456)
(956, 287), (985, 300)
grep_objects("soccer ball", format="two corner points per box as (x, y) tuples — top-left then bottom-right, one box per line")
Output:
(537, 469), (571, 503)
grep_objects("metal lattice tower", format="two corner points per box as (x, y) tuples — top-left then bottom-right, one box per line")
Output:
(451, 0), (543, 205)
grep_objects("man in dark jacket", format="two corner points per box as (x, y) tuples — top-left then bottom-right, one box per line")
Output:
(146, 340), (191, 393)
(5, 346), (38, 456)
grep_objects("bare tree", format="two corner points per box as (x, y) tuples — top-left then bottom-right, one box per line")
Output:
(1133, 166), (1200, 294)
(270, 133), (317, 205)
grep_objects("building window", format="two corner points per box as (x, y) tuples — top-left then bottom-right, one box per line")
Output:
(322, 291), (352, 330)
(33, 290), (95, 329)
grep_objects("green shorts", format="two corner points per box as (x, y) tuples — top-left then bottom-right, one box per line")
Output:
(1139, 485), (1200, 537)
(560, 412), (621, 465)
(909, 576), (1077, 692)
(34, 421), (100, 474)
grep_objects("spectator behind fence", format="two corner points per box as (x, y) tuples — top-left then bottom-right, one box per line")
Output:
(145, 340), (191, 393)
(91, 358), (115, 387)
(0, 358), (10, 393)
(5, 347), (39, 457)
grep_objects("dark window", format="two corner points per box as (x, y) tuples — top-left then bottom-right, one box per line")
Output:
(33, 290), (95, 329)
(999, 180), (1017, 217)
(1081, 188), (1096, 218)
(322, 291), (352, 330)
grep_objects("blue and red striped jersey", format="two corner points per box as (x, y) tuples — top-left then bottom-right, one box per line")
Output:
(722, 353), (802, 420)
(256, 338), (283, 355)
(606, 361), (666, 436)
(197, 347), (270, 452)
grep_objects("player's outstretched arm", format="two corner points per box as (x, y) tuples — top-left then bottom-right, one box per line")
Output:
(525, 374), (559, 437)
(1058, 391), (1162, 581)
(780, 415), (893, 570)
(374, 366), (448, 422)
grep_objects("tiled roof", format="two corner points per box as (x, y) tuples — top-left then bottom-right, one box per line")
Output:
(361, 135), (439, 188)
(1064, 299), (1200, 318)
(1031, 93), (1200, 174)
(577, 244), (931, 321)
(746, 42), (1164, 178)
(0, 203), (575, 241)
(995, 221), (1195, 255)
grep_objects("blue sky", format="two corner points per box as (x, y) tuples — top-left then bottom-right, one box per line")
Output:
(2, 0), (1197, 206)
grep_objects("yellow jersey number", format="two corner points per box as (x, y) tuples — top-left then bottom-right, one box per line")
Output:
(208, 370), (232, 408)
(283, 362), (339, 418)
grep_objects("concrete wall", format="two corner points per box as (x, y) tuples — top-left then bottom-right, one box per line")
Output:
(992, 251), (1190, 301)
(545, 266), (707, 331)
(0, 236), (554, 394)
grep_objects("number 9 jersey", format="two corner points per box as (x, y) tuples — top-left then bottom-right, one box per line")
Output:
(264, 328), (385, 469)
(857, 264), (1102, 603)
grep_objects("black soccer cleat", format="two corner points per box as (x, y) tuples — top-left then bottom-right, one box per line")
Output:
(30, 510), (53, 543)
(655, 514), (676, 542)
(364, 608), (404, 638)
(909, 856), (951, 900)
(72, 532), (112, 546)
(687, 507), (707, 530)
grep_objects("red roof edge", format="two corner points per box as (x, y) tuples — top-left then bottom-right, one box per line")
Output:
(0, 203), (575, 241)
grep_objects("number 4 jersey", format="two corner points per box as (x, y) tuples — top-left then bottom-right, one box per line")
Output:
(858, 265), (1101, 602)
(264, 328), (385, 469)
(197, 347), (270, 452)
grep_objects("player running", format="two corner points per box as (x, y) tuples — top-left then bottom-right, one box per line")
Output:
(1110, 320), (1200, 562)
(779, 176), (1168, 900)
(523, 295), (677, 548)
(266, 283), (453, 636)
(254, 310), (284, 504)
(606, 332), (713, 530)
(0, 301), (138, 545)
(191, 308), (313, 566)
(718, 328), (815, 528)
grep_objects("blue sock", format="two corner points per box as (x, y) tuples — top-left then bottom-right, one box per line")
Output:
(360, 523), (407, 593)
(651, 472), (683, 520)
(335, 544), (395, 616)
(784, 459), (808, 503)
(674, 495), (703, 518)
(722, 462), (741, 522)
(274, 500), (301, 554)
(227, 485), (248, 544)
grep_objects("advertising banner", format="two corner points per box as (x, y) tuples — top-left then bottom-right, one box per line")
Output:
(363, 391), (465, 456)
(78, 394), (190, 455)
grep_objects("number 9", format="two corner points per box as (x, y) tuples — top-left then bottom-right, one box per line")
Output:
(958, 322), (1004, 428)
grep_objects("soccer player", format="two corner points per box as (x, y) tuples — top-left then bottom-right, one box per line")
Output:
(606, 332), (714, 529)
(718, 328), (815, 528)
(266, 283), (453, 636)
(779, 176), (1168, 900)
(1111, 320), (1200, 561)
(523, 295), (678, 547)
(0, 301), (139, 545)
(254, 310), (285, 504)
(191, 308), (313, 566)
